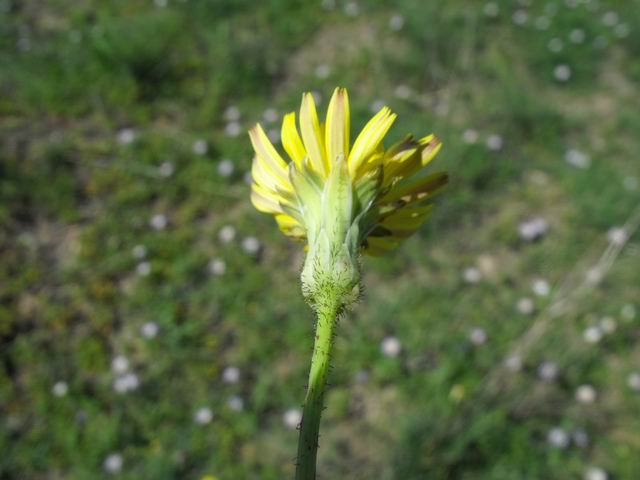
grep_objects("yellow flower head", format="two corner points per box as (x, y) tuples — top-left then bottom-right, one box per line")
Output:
(249, 87), (447, 257)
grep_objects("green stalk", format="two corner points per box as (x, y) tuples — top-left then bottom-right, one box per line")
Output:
(295, 294), (341, 480)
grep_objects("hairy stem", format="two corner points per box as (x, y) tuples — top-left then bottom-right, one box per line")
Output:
(295, 296), (341, 480)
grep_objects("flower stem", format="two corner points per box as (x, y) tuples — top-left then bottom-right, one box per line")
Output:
(295, 295), (341, 480)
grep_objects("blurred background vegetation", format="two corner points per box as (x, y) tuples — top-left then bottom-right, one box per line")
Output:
(1, 0), (640, 478)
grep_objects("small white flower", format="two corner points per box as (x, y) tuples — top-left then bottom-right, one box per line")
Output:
(565, 149), (591, 169)
(117, 128), (136, 145)
(283, 408), (302, 429)
(103, 453), (123, 474)
(598, 316), (616, 334)
(158, 161), (175, 177)
(140, 321), (159, 339)
(223, 105), (241, 122)
(462, 129), (479, 144)
(534, 16), (550, 30)
(344, 1), (359, 17)
(208, 258), (226, 276)
(485, 134), (503, 151)
(69, 30), (82, 44)
(150, 213), (168, 231)
(621, 303), (636, 321)
(112, 356), (130, 374)
(227, 395), (244, 411)
(267, 128), (280, 144)
(627, 372), (640, 391)
(315, 64), (331, 79)
(548, 38), (564, 53)
(607, 227), (628, 246)
(614, 23), (630, 38)
(569, 28), (586, 44)
(113, 373), (139, 394)
(575, 384), (597, 404)
(584, 466), (608, 480)
(217, 159), (235, 177)
(585, 267), (603, 286)
(469, 327), (487, 346)
(241, 236), (261, 254)
(381, 336), (402, 357)
(518, 217), (549, 241)
(583, 326), (603, 344)
(538, 361), (558, 381)
(132, 244), (147, 259)
(136, 261), (151, 276)
(512, 9), (529, 25)
(483, 2), (499, 18)
(573, 428), (589, 448)
(532, 279), (550, 297)
(222, 366), (241, 384)
(354, 370), (369, 383)
(547, 427), (570, 449)
(192, 139), (208, 156)
(218, 225), (236, 244)
(505, 355), (522, 372)
(623, 176), (639, 191)
(369, 99), (386, 113)
(394, 84), (412, 100)
(311, 91), (322, 105)
(154, 0), (168, 8)
(554, 64), (572, 82)
(224, 122), (242, 137)
(263, 108), (279, 124)
(463, 267), (482, 284)
(602, 11), (619, 27)
(194, 407), (213, 425)
(389, 14), (405, 31)
(593, 35), (608, 49)
(517, 297), (535, 315)
(52, 381), (68, 397)
(321, 0), (335, 10)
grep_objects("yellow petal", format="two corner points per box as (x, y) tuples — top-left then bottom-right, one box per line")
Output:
(281, 112), (306, 168)
(325, 87), (350, 167)
(275, 213), (306, 238)
(251, 155), (281, 192)
(349, 106), (396, 177)
(251, 183), (283, 214)
(299, 92), (327, 175)
(248, 124), (289, 186)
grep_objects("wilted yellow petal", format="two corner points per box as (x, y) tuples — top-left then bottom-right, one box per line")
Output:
(299, 93), (327, 175)
(365, 236), (400, 256)
(419, 135), (442, 166)
(348, 106), (396, 177)
(325, 87), (350, 167)
(380, 205), (433, 237)
(281, 112), (306, 168)
(380, 171), (448, 204)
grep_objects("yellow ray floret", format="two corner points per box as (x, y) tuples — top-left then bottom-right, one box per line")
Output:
(248, 87), (447, 256)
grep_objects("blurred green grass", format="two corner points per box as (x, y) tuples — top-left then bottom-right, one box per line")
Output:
(1, 0), (640, 479)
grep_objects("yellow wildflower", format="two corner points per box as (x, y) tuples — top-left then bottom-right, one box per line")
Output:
(249, 87), (446, 256)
